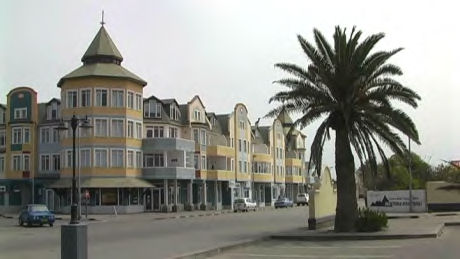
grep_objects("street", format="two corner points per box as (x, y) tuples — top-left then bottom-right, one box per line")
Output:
(0, 206), (307, 259)
(210, 226), (460, 259)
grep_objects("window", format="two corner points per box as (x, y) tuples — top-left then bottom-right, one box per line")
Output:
(239, 121), (245, 130)
(136, 122), (142, 139)
(111, 149), (124, 168)
(12, 128), (22, 144)
(47, 102), (59, 120)
(67, 90), (78, 108)
(144, 100), (162, 118)
(0, 155), (4, 173)
(66, 150), (73, 168)
(95, 89), (108, 107)
(0, 130), (5, 147)
(112, 90), (124, 107)
(95, 149), (108, 167)
(80, 149), (90, 168)
(41, 155), (50, 171)
(23, 128), (30, 143)
(95, 119), (108, 137)
(41, 128), (50, 143)
(111, 119), (124, 137)
(153, 126), (164, 138)
(194, 110), (201, 121)
(0, 110), (5, 124)
(143, 153), (164, 167)
(193, 129), (199, 142)
(14, 108), (27, 119)
(80, 89), (91, 107)
(169, 127), (178, 138)
(12, 155), (21, 171)
(52, 154), (60, 170)
(136, 151), (142, 168)
(146, 127), (153, 138)
(169, 105), (180, 120)
(79, 119), (91, 138)
(243, 140), (247, 152)
(127, 121), (134, 138)
(238, 139), (242, 152)
(238, 161), (242, 173)
(244, 161), (247, 173)
(194, 154), (199, 169)
(52, 127), (59, 142)
(201, 155), (206, 170)
(127, 91), (134, 109)
(127, 150), (134, 168)
(23, 154), (30, 171)
(135, 94), (142, 110)
(200, 130), (206, 145)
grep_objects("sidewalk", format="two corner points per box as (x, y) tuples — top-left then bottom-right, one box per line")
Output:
(270, 212), (460, 241)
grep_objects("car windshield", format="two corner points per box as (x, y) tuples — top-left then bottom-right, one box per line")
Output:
(235, 199), (245, 203)
(29, 205), (49, 212)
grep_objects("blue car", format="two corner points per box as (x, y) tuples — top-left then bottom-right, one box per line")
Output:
(274, 197), (294, 209)
(19, 204), (55, 227)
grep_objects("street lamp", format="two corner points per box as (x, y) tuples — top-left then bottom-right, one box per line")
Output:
(56, 115), (92, 224)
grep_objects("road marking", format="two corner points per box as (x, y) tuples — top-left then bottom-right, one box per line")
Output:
(275, 245), (402, 249)
(225, 253), (394, 258)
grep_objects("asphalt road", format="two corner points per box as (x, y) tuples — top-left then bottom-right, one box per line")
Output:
(0, 206), (308, 259)
(211, 226), (460, 259)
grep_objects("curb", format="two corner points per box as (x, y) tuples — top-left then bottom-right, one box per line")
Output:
(173, 238), (266, 259)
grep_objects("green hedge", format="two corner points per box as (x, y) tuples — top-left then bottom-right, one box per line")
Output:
(355, 208), (388, 232)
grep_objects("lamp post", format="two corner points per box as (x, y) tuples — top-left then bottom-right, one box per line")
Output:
(57, 115), (92, 259)
(408, 136), (413, 213)
(57, 115), (92, 224)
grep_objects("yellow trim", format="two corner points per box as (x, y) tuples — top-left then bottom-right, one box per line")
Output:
(60, 168), (142, 177)
(285, 158), (302, 167)
(61, 137), (142, 147)
(61, 78), (143, 91)
(207, 145), (235, 157)
(236, 173), (250, 181)
(285, 175), (303, 183)
(253, 153), (272, 163)
(207, 170), (235, 181)
(196, 170), (207, 179)
(253, 173), (273, 183)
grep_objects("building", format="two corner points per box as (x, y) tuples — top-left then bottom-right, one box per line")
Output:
(0, 23), (309, 214)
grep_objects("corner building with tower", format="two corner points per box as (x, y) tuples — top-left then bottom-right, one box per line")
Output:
(0, 24), (308, 214)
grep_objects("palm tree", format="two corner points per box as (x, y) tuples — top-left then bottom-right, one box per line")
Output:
(267, 26), (420, 232)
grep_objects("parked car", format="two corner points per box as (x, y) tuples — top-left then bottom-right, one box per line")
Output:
(234, 198), (257, 212)
(19, 204), (55, 227)
(274, 197), (294, 208)
(296, 193), (309, 206)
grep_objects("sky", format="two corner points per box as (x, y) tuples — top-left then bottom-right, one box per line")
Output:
(1, 0), (459, 168)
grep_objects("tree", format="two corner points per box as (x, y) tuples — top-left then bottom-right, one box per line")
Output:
(267, 27), (420, 232)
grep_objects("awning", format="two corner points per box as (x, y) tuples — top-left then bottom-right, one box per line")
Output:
(47, 178), (155, 188)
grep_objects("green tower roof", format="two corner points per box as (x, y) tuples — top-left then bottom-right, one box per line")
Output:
(82, 26), (123, 63)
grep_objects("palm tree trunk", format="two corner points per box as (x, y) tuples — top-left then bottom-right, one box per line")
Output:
(334, 126), (358, 232)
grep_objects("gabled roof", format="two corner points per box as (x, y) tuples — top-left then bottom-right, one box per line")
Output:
(82, 26), (123, 63)
(144, 95), (163, 104)
(46, 98), (61, 105)
(0, 104), (6, 109)
(277, 108), (294, 126)
(188, 95), (206, 109)
(161, 98), (180, 106)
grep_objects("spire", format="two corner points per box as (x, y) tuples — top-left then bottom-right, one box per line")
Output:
(81, 25), (123, 64)
(277, 108), (293, 125)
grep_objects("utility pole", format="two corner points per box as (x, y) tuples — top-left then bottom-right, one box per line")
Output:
(408, 136), (413, 213)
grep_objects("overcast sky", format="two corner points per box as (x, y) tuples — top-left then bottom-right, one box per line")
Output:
(1, 0), (459, 168)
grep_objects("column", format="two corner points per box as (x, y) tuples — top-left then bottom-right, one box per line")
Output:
(188, 180), (193, 206)
(214, 180), (218, 210)
(164, 179), (169, 206)
(184, 150), (187, 168)
(174, 179), (178, 205)
(203, 180), (207, 207)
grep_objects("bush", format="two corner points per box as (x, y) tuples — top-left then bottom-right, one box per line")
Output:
(355, 208), (388, 232)
(200, 203), (207, 211)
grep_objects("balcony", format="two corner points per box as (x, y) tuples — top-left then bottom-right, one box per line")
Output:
(143, 138), (195, 152)
(143, 167), (195, 180)
(37, 170), (60, 179)
(285, 175), (304, 183)
(207, 145), (234, 157)
(207, 170), (234, 181)
(253, 153), (272, 163)
(253, 173), (273, 183)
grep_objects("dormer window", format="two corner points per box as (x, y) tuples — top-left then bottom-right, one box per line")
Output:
(194, 109), (201, 121)
(0, 109), (5, 124)
(144, 100), (161, 118)
(47, 102), (59, 120)
(169, 104), (180, 120)
(14, 108), (27, 120)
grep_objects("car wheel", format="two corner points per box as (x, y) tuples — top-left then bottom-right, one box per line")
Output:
(40, 223), (43, 227)
(49, 223), (53, 227)
(19, 218), (23, 226)
(27, 221), (32, 227)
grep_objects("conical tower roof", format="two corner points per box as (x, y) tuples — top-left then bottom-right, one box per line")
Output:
(82, 26), (123, 63)
(58, 25), (146, 87)
(277, 108), (293, 126)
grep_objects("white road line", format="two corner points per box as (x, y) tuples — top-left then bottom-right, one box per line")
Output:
(275, 245), (402, 249)
(225, 253), (394, 258)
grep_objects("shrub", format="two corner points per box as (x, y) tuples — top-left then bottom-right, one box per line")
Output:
(355, 208), (388, 232)
(200, 203), (207, 211)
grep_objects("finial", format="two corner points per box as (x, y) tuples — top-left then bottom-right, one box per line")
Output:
(100, 10), (105, 26)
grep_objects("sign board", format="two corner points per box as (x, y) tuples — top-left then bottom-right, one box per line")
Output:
(367, 190), (427, 213)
